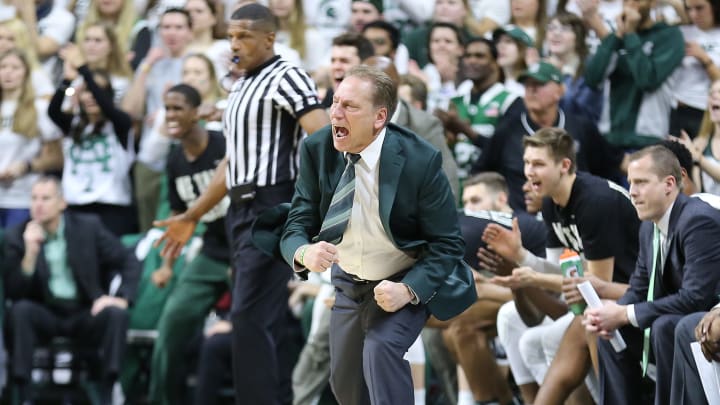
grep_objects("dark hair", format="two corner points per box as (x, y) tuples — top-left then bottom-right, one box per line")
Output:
(362, 20), (400, 51)
(464, 172), (508, 195)
(685, 0), (720, 27)
(345, 65), (397, 125)
(161, 7), (193, 29)
(660, 140), (694, 178)
(332, 32), (376, 62)
(549, 12), (588, 81)
(427, 22), (465, 65)
(231, 3), (278, 31)
(523, 127), (577, 173)
(70, 70), (115, 143)
(465, 36), (498, 61)
(34, 175), (64, 198)
(363, 56), (399, 86)
(167, 83), (202, 108)
(629, 145), (684, 190)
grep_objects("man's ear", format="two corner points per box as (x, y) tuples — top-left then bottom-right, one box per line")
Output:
(374, 107), (388, 131)
(497, 191), (508, 207)
(265, 31), (276, 50)
(560, 157), (572, 174)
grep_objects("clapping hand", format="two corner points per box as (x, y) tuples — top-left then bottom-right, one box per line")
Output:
(490, 266), (537, 289)
(482, 218), (523, 263)
(477, 247), (515, 276)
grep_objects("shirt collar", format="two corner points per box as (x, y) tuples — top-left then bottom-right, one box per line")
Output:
(657, 201), (674, 237)
(390, 102), (402, 123)
(245, 55), (280, 78)
(351, 127), (386, 171)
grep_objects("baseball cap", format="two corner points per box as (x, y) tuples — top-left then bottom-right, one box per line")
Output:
(518, 61), (563, 84)
(492, 25), (534, 48)
(352, 0), (383, 14)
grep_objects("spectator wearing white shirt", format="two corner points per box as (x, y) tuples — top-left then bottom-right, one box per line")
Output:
(0, 50), (62, 228)
(14, 0), (76, 84)
(669, 0), (720, 139)
(0, 18), (54, 98)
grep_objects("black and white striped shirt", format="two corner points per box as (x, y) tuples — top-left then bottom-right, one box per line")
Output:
(223, 55), (322, 188)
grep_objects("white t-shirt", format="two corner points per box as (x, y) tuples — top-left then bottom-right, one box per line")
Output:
(565, 0), (622, 53)
(469, 0), (511, 27)
(32, 69), (55, 98)
(383, 0), (435, 27)
(275, 27), (329, 74)
(0, 99), (60, 208)
(673, 25), (720, 110)
(37, 4), (76, 82)
(190, 39), (232, 80)
(304, 27), (330, 73)
(62, 122), (134, 206)
(423, 63), (473, 112)
(302, 0), (351, 60)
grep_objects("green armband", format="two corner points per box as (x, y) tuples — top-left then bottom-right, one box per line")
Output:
(298, 245), (309, 266)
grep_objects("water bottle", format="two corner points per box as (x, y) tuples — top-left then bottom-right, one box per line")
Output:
(560, 249), (587, 315)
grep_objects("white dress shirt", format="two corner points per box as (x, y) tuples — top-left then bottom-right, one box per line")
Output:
(627, 202), (674, 327)
(336, 128), (417, 280)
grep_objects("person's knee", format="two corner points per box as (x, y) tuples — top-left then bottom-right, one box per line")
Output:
(651, 314), (682, 348)
(158, 304), (193, 332)
(9, 300), (38, 321)
(100, 305), (128, 321)
(674, 312), (703, 345)
(363, 335), (398, 360)
(446, 319), (489, 345)
(97, 306), (130, 331)
(518, 331), (541, 365)
(496, 301), (519, 342)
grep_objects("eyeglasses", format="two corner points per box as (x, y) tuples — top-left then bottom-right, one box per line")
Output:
(546, 23), (574, 33)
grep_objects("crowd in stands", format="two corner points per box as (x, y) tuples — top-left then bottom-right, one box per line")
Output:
(1, 0), (720, 404)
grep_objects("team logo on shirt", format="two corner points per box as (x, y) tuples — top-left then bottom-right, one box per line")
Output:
(551, 222), (584, 253)
(67, 134), (113, 192)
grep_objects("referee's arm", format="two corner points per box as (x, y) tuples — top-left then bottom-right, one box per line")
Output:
(154, 157), (228, 258)
(298, 108), (330, 135)
(184, 157), (229, 222)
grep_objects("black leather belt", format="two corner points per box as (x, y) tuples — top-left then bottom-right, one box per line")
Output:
(229, 182), (256, 204)
(348, 273), (375, 284)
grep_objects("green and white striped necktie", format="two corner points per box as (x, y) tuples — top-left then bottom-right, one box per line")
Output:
(316, 153), (361, 244)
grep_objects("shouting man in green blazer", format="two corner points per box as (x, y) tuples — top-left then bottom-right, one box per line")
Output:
(280, 65), (476, 404)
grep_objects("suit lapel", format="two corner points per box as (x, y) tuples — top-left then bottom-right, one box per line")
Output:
(378, 128), (405, 238)
(659, 195), (685, 293)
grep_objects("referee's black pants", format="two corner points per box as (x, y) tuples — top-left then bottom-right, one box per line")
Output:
(227, 182), (294, 405)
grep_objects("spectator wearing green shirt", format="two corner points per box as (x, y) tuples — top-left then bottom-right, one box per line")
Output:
(583, 0), (685, 149)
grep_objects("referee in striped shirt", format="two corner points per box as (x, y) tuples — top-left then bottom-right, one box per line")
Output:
(155, 4), (329, 404)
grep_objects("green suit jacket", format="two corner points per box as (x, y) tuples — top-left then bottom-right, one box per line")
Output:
(280, 123), (476, 321)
